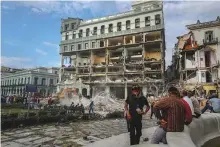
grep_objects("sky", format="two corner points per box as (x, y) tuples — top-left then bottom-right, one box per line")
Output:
(1, 1), (220, 69)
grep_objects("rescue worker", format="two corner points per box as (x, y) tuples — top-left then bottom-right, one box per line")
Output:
(124, 85), (150, 145)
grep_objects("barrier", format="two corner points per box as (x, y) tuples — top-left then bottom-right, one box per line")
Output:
(85, 113), (220, 147)
(167, 113), (220, 147)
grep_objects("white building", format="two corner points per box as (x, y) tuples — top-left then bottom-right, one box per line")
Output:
(1, 67), (59, 97)
(59, 0), (166, 98)
(175, 16), (220, 95)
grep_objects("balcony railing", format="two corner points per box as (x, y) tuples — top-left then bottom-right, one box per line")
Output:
(203, 37), (218, 45)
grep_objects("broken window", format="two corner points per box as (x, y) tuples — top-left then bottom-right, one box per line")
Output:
(92, 42), (96, 48)
(71, 45), (75, 51)
(155, 14), (161, 25)
(64, 24), (69, 31)
(64, 46), (68, 52)
(86, 28), (90, 36)
(85, 43), (88, 49)
(100, 40), (104, 47)
(93, 27), (97, 35)
(205, 31), (213, 42)
(79, 29), (83, 38)
(71, 23), (76, 29)
(109, 24), (113, 33)
(205, 51), (211, 67)
(101, 25), (105, 34)
(135, 18), (140, 28)
(72, 32), (76, 39)
(65, 33), (68, 40)
(117, 22), (122, 31)
(145, 16), (150, 26)
(206, 71), (212, 83)
(126, 20), (130, 30)
(78, 44), (81, 50)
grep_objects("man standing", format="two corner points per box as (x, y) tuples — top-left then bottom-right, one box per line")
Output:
(188, 91), (201, 118)
(124, 85), (150, 145)
(181, 90), (194, 114)
(151, 87), (185, 144)
(89, 100), (94, 115)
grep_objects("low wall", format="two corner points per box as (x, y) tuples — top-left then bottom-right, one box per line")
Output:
(167, 113), (220, 147)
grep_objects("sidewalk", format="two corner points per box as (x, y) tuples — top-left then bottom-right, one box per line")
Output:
(85, 127), (168, 147)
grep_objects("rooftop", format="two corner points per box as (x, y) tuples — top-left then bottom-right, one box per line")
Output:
(186, 16), (220, 30)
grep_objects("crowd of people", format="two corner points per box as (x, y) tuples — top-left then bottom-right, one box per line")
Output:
(124, 85), (220, 145)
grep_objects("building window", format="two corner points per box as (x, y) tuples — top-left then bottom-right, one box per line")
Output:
(71, 45), (75, 51)
(28, 77), (30, 84)
(92, 42), (96, 48)
(86, 28), (90, 36)
(64, 46), (68, 52)
(18, 79), (20, 84)
(205, 31), (213, 42)
(200, 58), (203, 61)
(15, 79), (17, 85)
(50, 79), (54, 85)
(155, 14), (161, 25)
(21, 78), (23, 84)
(108, 24), (113, 33)
(85, 43), (89, 49)
(34, 77), (38, 85)
(41, 78), (46, 85)
(135, 18), (140, 28)
(64, 24), (69, 31)
(12, 79), (14, 85)
(65, 33), (69, 40)
(93, 27), (97, 35)
(79, 29), (83, 38)
(72, 32), (76, 39)
(78, 44), (81, 50)
(71, 23), (76, 29)
(117, 22), (122, 31)
(145, 16), (150, 26)
(101, 25), (105, 34)
(126, 20), (130, 30)
(55, 71), (58, 74)
(24, 78), (26, 84)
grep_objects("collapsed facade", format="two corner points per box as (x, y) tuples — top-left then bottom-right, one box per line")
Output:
(58, 0), (166, 99)
(172, 17), (220, 96)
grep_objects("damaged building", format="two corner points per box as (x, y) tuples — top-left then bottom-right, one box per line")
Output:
(173, 16), (220, 96)
(58, 0), (166, 99)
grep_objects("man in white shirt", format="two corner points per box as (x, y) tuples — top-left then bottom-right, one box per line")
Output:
(181, 90), (194, 114)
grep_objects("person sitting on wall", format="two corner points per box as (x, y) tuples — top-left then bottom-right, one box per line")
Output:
(151, 87), (185, 144)
(201, 93), (220, 113)
(188, 91), (201, 118)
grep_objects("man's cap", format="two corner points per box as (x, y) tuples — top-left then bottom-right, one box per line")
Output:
(132, 85), (141, 90)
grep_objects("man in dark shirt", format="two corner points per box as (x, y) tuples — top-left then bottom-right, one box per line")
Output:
(124, 85), (150, 145)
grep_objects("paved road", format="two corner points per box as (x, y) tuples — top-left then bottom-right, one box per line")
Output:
(1, 115), (157, 147)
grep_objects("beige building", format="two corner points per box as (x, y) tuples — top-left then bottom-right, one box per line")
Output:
(58, 0), (166, 99)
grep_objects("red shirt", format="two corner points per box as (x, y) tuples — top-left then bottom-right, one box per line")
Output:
(180, 99), (192, 124)
(154, 96), (185, 132)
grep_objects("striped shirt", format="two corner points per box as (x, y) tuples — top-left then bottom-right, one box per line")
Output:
(154, 96), (185, 132)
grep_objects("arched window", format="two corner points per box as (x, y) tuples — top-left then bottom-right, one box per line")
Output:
(18, 78), (20, 84)
(41, 78), (46, 85)
(34, 77), (38, 85)
(21, 78), (23, 84)
(24, 78), (26, 84)
(15, 79), (17, 85)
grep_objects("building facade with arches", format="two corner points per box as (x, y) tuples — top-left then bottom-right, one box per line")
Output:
(1, 67), (59, 97)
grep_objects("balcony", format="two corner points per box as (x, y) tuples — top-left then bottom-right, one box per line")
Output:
(203, 37), (218, 45)
(60, 24), (164, 45)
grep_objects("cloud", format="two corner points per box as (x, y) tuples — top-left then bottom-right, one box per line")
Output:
(1, 56), (32, 68)
(4, 41), (19, 46)
(1, 5), (14, 10)
(36, 48), (47, 55)
(43, 41), (59, 52)
(22, 24), (27, 27)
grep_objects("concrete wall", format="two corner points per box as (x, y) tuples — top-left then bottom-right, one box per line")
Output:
(144, 51), (161, 60)
(167, 113), (220, 147)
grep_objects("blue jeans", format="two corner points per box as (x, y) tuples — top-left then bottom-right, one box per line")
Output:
(201, 104), (214, 113)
